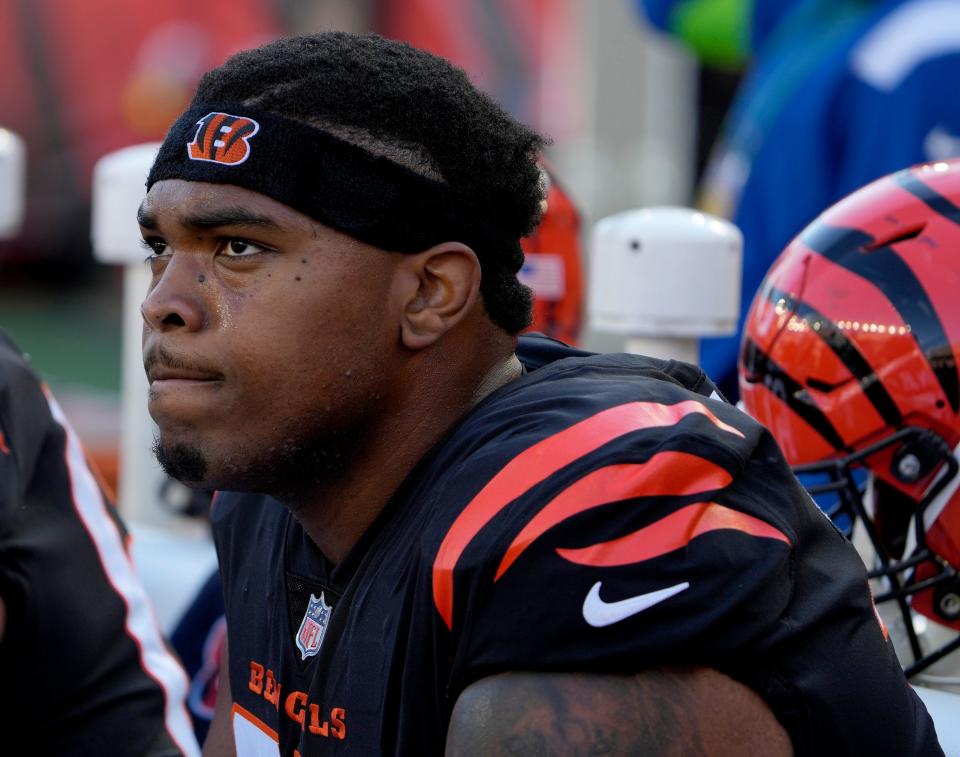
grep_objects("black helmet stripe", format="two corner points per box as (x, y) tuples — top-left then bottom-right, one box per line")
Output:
(741, 337), (847, 451)
(894, 169), (960, 226)
(801, 223), (959, 413)
(766, 287), (903, 427)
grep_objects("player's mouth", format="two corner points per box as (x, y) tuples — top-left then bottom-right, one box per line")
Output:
(147, 365), (224, 385)
(144, 348), (225, 395)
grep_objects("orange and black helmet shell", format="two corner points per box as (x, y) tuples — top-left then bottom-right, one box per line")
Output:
(740, 160), (960, 473)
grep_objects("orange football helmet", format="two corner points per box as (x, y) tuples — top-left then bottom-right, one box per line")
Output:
(739, 160), (960, 679)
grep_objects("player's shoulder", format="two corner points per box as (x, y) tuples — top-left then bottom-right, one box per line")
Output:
(515, 332), (720, 397)
(431, 344), (783, 559)
(422, 338), (796, 630)
(429, 336), (773, 526)
(472, 334), (763, 468)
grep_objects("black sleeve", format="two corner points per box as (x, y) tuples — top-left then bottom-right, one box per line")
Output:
(445, 405), (942, 755)
(0, 333), (63, 616)
(0, 331), (54, 506)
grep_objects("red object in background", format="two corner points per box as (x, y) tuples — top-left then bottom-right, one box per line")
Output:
(519, 167), (584, 344)
(0, 0), (279, 261)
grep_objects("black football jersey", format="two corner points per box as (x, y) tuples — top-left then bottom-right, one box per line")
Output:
(213, 334), (942, 756)
(0, 330), (198, 756)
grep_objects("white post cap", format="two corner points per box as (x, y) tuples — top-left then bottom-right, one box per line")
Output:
(92, 143), (161, 264)
(589, 206), (743, 338)
(0, 128), (26, 240)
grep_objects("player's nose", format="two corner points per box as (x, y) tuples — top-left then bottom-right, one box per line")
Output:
(141, 255), (209, 333)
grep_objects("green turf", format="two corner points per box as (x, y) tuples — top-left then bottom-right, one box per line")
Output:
(0, 279), (123, 394)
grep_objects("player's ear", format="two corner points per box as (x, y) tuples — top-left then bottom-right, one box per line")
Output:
(397, 242), (482, 350)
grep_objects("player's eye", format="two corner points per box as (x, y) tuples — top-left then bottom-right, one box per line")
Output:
(223, 238), (267, 257)
(140, 237), (168, 260)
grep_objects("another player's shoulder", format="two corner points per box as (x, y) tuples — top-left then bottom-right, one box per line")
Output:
(0, 330), (45, 404)
(0, 329), (24, 365)
(0, 330), (58, 478)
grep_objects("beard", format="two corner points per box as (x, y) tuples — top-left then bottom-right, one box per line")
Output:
(151, 420), (361, 500)
(150, 369), (389, 500)
(153, 438), (208, 484)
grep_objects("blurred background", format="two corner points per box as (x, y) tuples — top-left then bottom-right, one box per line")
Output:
(0, 0), (716, 496)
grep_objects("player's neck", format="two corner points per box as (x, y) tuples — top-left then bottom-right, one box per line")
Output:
(283, 350), (523, 564)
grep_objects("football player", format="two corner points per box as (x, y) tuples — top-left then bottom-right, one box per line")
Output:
(140, 32), (940, 755)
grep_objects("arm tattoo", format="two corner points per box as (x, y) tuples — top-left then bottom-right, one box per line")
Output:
(445, 668), (793, 757)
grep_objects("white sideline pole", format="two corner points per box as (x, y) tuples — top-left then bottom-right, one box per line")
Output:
(0, 128), (26, 240)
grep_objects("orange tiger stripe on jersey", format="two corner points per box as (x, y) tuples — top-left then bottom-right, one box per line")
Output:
(556, 501), (791, 567)
(494, 453), (734, 581)
(432, 399), (745, 630)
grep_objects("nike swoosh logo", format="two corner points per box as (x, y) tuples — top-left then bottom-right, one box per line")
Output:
(582, 580), (690, 627)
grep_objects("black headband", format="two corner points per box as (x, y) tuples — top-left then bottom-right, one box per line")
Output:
(147, 104), (524, 273)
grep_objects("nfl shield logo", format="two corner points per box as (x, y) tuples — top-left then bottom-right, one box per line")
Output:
(296, 592), (332, 660)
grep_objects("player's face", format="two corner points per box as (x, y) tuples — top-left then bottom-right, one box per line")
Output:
(139, 179), (404, 493)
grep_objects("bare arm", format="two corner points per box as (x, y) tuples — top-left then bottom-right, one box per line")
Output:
(202, 637), (236, 757)
(445, 667), (793, 757)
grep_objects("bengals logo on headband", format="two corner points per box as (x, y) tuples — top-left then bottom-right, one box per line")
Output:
(187, 112), (260, 166)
